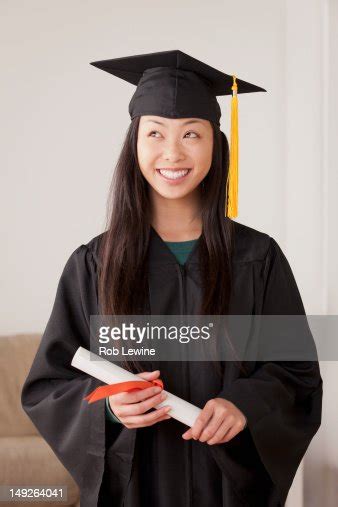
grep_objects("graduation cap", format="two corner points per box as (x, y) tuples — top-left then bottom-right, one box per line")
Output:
(90, 50), (266, 218)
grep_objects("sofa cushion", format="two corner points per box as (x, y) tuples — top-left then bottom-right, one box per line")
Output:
(0, 334), (42, 437)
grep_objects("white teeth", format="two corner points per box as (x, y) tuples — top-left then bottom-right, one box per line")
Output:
(158, 169), (190, 180)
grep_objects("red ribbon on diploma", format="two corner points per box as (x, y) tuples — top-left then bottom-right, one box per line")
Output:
(84, 378), (164, 404)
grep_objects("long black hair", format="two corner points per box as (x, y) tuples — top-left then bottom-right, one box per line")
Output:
(98, 116), (236, 374)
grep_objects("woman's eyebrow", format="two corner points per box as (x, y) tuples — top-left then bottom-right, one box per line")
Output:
(145, 119), (204, 127)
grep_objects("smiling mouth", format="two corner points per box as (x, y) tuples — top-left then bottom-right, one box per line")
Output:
(156, 168), (192, 181)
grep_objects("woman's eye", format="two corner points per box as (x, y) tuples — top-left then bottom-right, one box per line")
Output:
(149, 131), (199, 138)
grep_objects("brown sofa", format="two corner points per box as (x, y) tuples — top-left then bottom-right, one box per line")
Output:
(0, 334), (80, 507)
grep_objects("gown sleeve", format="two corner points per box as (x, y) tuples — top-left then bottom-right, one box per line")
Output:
(20, 244), (123, 501)
(216, 236), (323, 505)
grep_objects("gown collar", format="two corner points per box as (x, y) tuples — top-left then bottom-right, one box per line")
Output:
(149, 225), (202, 266)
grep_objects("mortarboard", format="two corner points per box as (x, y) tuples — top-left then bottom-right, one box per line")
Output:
(90, 50), (266, 218)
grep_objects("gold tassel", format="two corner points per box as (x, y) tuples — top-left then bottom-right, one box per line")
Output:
(226, 75), (239, 218)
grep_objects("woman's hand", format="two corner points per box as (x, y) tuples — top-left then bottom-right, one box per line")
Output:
(108, 369), (172, 428)
(182, 398), (247, 445)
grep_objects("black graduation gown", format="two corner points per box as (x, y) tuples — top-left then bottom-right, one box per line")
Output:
(21, 221), (323, 507)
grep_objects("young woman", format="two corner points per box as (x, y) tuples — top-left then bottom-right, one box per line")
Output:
(21, 51), (323, 507)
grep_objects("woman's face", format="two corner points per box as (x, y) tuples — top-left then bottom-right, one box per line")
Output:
(137, 115), (213, 200)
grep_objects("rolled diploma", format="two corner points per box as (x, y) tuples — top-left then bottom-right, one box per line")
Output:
(71, 346), (202, 427)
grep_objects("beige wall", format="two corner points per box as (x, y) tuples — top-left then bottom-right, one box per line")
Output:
(1, 0), (336, 505)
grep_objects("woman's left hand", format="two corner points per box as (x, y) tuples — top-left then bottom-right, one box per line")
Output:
(182, 398), (247, 445)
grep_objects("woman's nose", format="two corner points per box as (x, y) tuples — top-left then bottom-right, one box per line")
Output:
(162, 141), (185, 162)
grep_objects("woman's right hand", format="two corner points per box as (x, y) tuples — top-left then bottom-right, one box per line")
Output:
(108, 369), (172, 428)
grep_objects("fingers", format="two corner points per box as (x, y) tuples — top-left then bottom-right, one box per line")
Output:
(199, 413), (231, 443)
(217, 421), (244, 444)
(183, 400), (240, 444)
(110, 370), (161, 406)
(123, 405), (172, 428)
(190, 400), (215, 440)
(182, 411), (226, 442)
(116, 390), (168, 418)
(204, 418), (233, 445)
(112, 383), (163, 405)
(109, 369), (172, 428)
(182, 428), (193, 439)
(137, 370), (160, 380)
